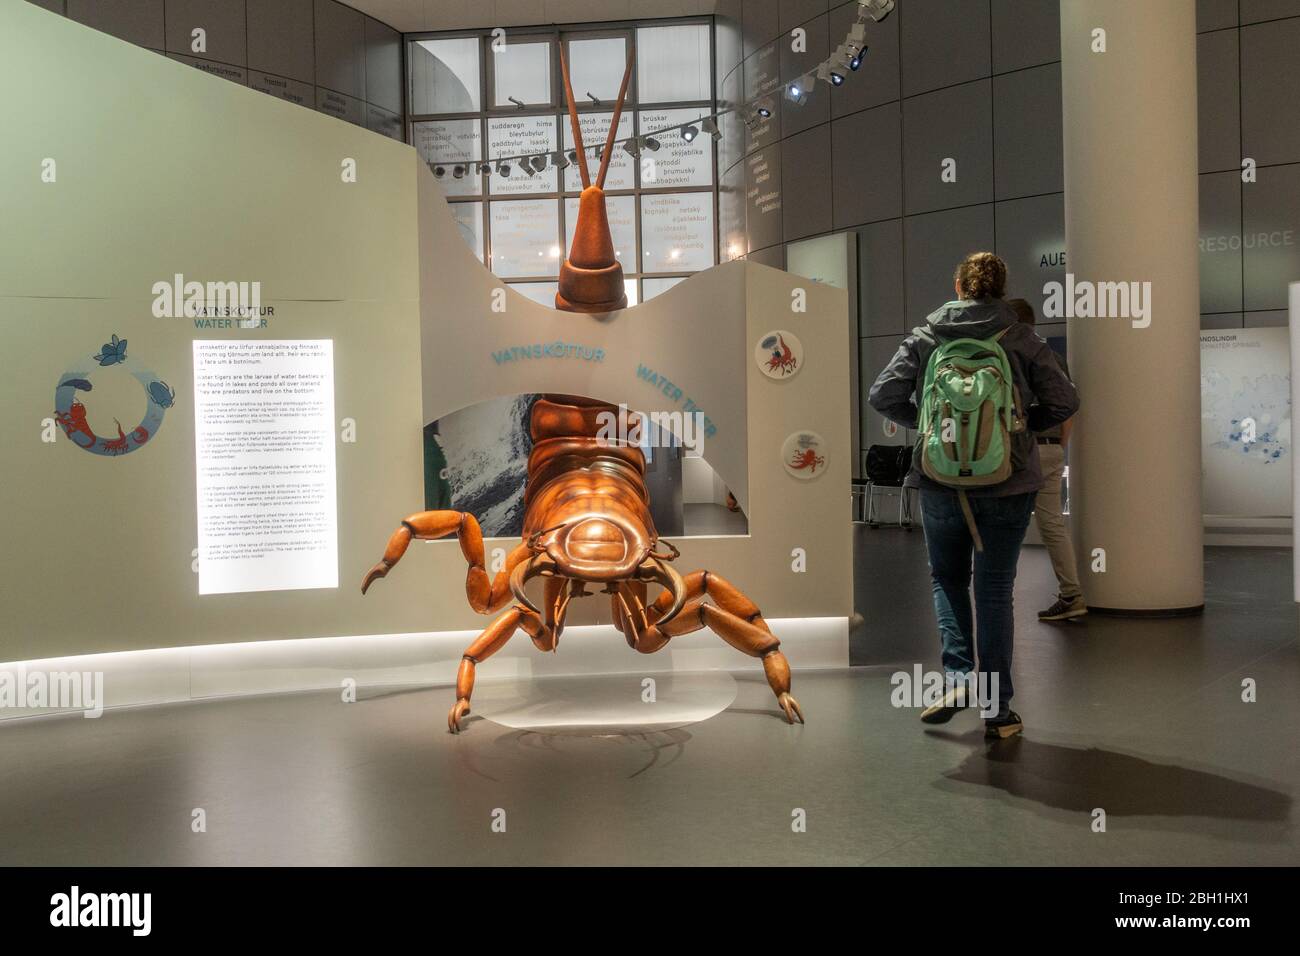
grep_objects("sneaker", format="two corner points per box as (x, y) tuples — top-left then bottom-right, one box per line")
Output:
(920, 684), (977, 724)
(985, 710), (1024, 739)
(1038, 594), (1088, 621)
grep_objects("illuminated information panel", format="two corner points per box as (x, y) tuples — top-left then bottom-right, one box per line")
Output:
(193, 340), (338, 595)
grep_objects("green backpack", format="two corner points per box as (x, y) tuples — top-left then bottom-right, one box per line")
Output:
(916, 326), (1026, 550)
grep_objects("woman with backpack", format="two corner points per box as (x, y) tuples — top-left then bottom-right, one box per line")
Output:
(868, 252), (1079, 738)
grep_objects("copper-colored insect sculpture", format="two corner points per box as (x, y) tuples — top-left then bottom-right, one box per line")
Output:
(361, 47), (804, 733)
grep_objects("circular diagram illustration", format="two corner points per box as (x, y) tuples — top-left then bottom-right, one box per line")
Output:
(53, 333), (174, 457)
(755, 330), (803, 379)
(782, 430), (827, 479)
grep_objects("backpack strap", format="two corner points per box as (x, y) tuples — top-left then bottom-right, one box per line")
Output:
(957, 489), (985, 552)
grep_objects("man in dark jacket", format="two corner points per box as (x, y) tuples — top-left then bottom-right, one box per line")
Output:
(869, 253), (1078, 738)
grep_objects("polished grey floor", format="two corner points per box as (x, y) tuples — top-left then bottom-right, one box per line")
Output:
(0, 533), (1295, 866)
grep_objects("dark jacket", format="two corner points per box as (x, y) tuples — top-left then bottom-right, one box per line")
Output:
(867, 298), (1080, 496)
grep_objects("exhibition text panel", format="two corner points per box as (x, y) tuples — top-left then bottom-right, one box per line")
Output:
(193, 340), (338, 595)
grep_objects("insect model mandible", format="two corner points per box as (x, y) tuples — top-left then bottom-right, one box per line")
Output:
(362, 45), (804, 732)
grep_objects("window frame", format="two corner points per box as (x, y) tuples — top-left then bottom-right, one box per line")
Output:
(405, 16), (719, 295)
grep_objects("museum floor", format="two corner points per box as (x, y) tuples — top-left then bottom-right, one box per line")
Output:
(0, 534), (1295, 866)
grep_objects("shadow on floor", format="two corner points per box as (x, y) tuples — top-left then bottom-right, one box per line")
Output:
(927, 727), (1292, 829)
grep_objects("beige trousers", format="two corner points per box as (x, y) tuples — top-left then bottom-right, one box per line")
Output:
(1034, 442), (1082, 601)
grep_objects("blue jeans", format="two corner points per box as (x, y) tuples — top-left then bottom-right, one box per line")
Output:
(919, 490), (1035, 718)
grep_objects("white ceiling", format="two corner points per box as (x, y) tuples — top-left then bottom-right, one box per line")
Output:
(347, 0), (720, 34)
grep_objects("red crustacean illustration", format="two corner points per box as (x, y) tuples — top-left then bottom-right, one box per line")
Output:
(101, 420), (131, 455)
(790, 448), (826, 473)
(765, 334), (798, 377)
(361, 46), (804, 733)
(54, 399), (96, 446)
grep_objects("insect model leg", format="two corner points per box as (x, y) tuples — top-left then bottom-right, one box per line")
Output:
(450, 604), (552, 733)
(636, 571), (805, 724)
(361, 511), (529, 614)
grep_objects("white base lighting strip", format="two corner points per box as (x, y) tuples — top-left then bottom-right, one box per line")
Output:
(0, 617), (849, 721)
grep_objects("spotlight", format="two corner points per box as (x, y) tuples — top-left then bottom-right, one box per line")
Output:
(531, 154), (549, 172)
(830, 71), (845, 85)
(757, 105), (772, 118)
(433, 164), (446, 178)
(643, 136), (660, 151)
(848, 47), (865, 71)
(477, 162), (491, 176)
(860, 0), (895, 23)
(785, 76), (810, 105)
(681, 124), (699, 142)
(496, 161), (511, 177)
(452, 164), (466, 179)
(552, 151), (570, 169)
(623, 137), (641, 158)
(701, 117), (721, 141)
(519, 157), (535, 177)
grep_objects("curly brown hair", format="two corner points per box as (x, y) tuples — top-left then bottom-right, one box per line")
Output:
(953, 252), (1007, 300)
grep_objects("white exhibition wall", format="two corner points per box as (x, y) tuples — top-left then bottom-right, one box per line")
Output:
(0, 3), (853, 715)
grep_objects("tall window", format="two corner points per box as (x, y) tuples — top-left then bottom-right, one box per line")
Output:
(407, 20), (717, 305)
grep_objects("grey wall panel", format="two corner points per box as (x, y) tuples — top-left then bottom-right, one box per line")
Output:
(746, 144), (784, 251)
(315, 0), (365, 99)
(165, 0), (246, 66)
(832, 102), (902, 228)
(1201, 313), (1244, 329)
(993, 192), (1066, 318)
(249, 71), (313, 108)
(26, 0), (63, 13)
(992, 63), (1063, 200)
(855, 218), (905, 337)
(1198, 170), (1245, 314)
(780, 0), (828, 33)
(1241, 18), (1300, 166)
(899, 0), (990, 98)
(780, 13), (830, 138)
(1197, 29), (1240, 173)
(743, 42), (784, 155)
(902, 79), (993, 215)
(68, 0), (164, 50)
(247, 0), (315, 85)
(828, 0), (900, 117)
(743, 0), (780, 57)
(781, 124), (833, 241)
(168, 52), (246, 86)
(364, 15), (402, 114)
(991, 0), (1060, 73)
(1197, 0), (1239, 31)
(1240, 0), (1300, 22)
(317, 86), (362, 126)
(1242, 161), (1300, 311)
(748, 244), (786, 270)
(860, 335), (909, 451)
(366, 104), (403, 141)
(902, 203), (995, 325)
(1243, 310), (1289, 326)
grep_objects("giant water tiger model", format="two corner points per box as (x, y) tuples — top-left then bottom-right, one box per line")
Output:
(360, 46), (804, 733)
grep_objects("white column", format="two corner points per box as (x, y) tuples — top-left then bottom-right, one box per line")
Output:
(1060, 0), (1203, 612)
(1291, 282), (1300, 601)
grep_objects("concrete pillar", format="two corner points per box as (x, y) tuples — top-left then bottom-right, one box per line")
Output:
(1059, 0), (1203, 612)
